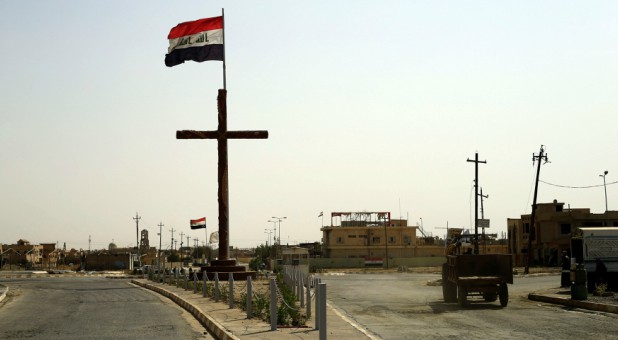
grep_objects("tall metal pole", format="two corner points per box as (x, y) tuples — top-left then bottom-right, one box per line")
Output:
(525, 145), (548, 275)
(272, 217), (287, 254)
(221, 8), (226, 90)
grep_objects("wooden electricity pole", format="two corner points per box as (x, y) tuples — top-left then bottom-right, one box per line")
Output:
(467, 152), (486, 255)
(525, 145), (549, 275)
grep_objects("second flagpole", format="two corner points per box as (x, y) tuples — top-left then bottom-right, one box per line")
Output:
(222, 8), (227, 90)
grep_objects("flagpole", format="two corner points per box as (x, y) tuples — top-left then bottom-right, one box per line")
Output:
(222, 8), (227, 90)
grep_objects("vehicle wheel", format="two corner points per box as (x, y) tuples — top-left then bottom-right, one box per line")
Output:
(483, 292), (497, 302)
(442, 264), (457, 302)
(457, 285), (467, 307)
(443, 280), (457, 302)
(499, 283), (508, 307)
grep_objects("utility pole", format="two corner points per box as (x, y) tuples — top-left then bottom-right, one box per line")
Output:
(467, 152), (486, 255)
(186, 235), (190, 260)
(600, 170), (609, 212)
(158, 222), (164, 266)
(479, 188), (488, 253)
(525, 145), (549, 275)
(180, 232), (185, 260)
(88, 235), (91, 254)
(133, 213), (141, 267)
(169, 227), (175, 253)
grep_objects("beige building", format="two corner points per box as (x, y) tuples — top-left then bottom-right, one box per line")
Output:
(321, 212), (418, 259)
(507, 200), (618, 267)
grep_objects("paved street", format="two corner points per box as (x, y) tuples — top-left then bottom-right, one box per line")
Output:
(0, 276), (211, 339)
(320, 272), (618, 339)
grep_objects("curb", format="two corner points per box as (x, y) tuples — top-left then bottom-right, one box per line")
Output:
(528, 293), (618, 314)
(0, 284), (7, 303)
(131, 280), (240, 340)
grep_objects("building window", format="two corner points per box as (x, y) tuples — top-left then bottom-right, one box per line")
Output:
(388, 236), (396, 244)
(348, 235), (357, 238)
(560, 224), (571, 234)
(403, 236), (411, 245)
(336, 237), (343, 244)
(372, 237), (381, 244)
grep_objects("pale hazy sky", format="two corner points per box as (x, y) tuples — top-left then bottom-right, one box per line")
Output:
(1, 1), (617, 251)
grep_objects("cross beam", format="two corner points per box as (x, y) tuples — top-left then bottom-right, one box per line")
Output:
(177, 89), (268, 260)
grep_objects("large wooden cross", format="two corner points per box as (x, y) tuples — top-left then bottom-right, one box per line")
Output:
(177, 89), (268, 260)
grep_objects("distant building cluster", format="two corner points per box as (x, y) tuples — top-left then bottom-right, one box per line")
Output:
(5, 201), (615, 271)
(0, 239), (68, 270)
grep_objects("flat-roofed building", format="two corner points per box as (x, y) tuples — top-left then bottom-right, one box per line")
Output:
(321, 212), (417, 259)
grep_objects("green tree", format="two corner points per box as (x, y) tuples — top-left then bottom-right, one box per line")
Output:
(249, 243), (275, 271)
(167, 252), (180, 262)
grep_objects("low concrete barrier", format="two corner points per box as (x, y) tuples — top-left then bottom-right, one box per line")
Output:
(528, 293), (618, 314)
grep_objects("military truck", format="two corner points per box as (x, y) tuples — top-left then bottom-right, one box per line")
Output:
(571, 227), (618, 292)
(442, 254), (513, 307)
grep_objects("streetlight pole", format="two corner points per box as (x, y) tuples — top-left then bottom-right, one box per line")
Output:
(267, 220), (278, 244)
(600, 170), (609, 212)
(264, 229), (273, 246)
(271, 217), (287, 247)
(133, 213), (141, 268)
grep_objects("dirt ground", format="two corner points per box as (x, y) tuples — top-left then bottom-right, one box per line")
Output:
(317, 266), (561, 275)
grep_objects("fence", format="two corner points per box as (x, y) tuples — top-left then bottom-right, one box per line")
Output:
(146, 266), (328, 339)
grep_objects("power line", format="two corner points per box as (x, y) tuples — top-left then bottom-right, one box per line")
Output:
(540, 179), (618, 189)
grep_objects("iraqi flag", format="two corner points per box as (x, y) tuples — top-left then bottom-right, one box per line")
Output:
(190, 217), (207, 230)
(165, 16), (223, 67)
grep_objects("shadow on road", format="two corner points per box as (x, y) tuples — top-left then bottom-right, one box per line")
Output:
(428, 301), (506, 313)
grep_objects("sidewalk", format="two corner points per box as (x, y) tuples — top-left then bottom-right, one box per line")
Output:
(131, 279), (374, 340)
(528, 287), (618, 314)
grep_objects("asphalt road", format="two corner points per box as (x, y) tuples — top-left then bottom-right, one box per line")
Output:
(0, 276), (212, 339)
(320, 272), (618, 339)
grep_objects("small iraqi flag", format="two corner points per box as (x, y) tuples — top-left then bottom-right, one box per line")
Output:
(165, 16), (223, 67)
(190, 217), (207, 230)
